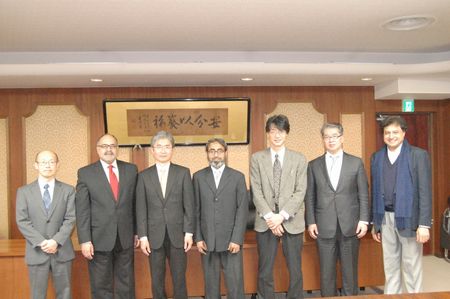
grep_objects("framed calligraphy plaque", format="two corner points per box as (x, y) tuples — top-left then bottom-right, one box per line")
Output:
(103, 98), (250, 146)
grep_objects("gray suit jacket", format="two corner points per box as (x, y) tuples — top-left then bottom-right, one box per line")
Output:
(371, 145), (432, 237)
(305, 153), (369, 238)
(75, 160), (138, 251)
(250, 148), (308, 234)
(193, 166), (248, 252)
(136, 163), (195, 249)
(16, 180), (75, 265)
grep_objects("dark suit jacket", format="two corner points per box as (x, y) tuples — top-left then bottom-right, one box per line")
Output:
(305, 152), (369, 238)
(193, 166), (248, 252)
(75, 160), (138, 251)
(136, 163), (195, 249)
(371, 145), (432, 237)
(16, 180), (76, 265)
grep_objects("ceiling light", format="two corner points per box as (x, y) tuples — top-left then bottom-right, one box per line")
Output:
(241, 77), (253, 81)
(382, 15), (435, 31)
(361, 77), (373, 81)
(90, 78), (103, 82)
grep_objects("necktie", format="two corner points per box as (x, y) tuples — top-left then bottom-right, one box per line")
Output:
(273, 154), (282, 202)
(43, 184), (51, 213)
(109, 165), (119, 201)
(159, 168), (167, 198)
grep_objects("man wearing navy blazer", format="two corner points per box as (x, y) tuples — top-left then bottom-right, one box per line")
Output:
(371, 116), (432, 294)
(136, 130), (195, 299)
(250, 114), (308, 299)
(16, 150), (75, 299)
(75, 134), (139, 299)
(305, 123), (369, 296)
(193, 138), (248, 299)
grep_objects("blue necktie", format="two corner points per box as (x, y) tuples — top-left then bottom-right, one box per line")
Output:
(43, 184), (51, 213)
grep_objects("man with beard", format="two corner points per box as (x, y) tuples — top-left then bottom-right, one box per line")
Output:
(193, 138), (248, 299)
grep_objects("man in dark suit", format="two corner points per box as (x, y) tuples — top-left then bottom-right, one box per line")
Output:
(371, 116), (432, 294)
(250, 114), (308, 299)
(136, 130), (195, 299)
(193, 138), (248, 299)
(75, 134), (139, 299)
(305, 123), (369, 297)
(16, 150), (75, 299)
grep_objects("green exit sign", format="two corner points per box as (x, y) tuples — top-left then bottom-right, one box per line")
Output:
(402, 99), (415, 112)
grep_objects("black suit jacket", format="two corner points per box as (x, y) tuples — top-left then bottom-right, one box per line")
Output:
(305, 152), (369, 238)
(75, 160), (138, 251)
(193, 166), (248, 252)
(136, 163), (195, 249)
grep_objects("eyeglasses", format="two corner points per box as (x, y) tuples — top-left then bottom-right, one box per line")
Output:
(97, 144), (118, 149)
(323, 135), (342, 141)
(208, 149), (225, 155)
(36, 160), (57, 166)
(153, 145), (172, 151)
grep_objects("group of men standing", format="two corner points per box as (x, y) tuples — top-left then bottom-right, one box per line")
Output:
(16, 114), (431, 299)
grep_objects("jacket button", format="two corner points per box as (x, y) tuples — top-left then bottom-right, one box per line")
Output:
(214, 198), (218, 201)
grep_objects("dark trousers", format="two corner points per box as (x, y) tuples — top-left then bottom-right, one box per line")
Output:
(149, 231), (187, 299)
(201, 250), (245, 299)
(88, 236), (135, 299)
(317, 225), (360, 297)
(256, 230), (304, 299)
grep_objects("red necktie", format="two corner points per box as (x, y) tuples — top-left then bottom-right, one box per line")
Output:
(108, 165), (119, 201)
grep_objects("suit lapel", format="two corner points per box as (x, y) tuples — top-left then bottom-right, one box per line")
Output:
(279, 150), (293, 192)
(335, 153), (347, 191)
(164, 164), (176, 200)
(117, 161), (127, 204)
(320, 154), (335, 190)
(204, 167), (217, 193)
(216, 167), (231, 196)
(149, 165), (165, 202)
(31, 181), (47, 217)
(46, 180), (61, 218)
(95, 161), (116, 203)
(262, 149), (274, 190)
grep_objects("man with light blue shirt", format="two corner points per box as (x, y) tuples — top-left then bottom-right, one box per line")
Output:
(16, 150), (75, 299)
(305, 123), (369, 296)
(250, 114), (308, 299)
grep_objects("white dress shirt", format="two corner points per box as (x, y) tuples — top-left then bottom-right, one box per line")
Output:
(38, 178), (55, 203)
(326, 149), (343, 190)
(99, 159), (119, 182)
(211, 164), (225, 188)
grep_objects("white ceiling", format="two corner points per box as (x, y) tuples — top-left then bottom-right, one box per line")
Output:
(1, 0), (450, 99)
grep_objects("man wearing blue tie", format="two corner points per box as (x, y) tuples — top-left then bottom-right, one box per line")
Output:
(16, 150), (76, 299)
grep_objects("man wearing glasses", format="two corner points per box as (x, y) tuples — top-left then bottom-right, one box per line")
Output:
(251, 114), (308, 299)
(75, 134), (139, 299)
(136, 130), (195, 299)
(16, 150), (75, 299)
(305, 123), (369, 296)
(193, 138), (248, 299)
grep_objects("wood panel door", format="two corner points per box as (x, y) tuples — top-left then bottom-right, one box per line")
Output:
(375, 113), (432, 254)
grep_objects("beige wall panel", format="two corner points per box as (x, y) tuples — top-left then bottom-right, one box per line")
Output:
(341, 114), (363, 158)
(146, 145), (250, 186)
(0, 119), (8, 239)
(25, 105), (88, 187)
(267, 103), (325, 161)
(117, 147), (132, 163)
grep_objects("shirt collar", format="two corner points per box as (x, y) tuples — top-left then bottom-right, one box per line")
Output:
(211, 164), (225, 173)
(326, 149), (343, 159)
(100, 159), (118, 170)
(156, 162), (171, 172)
(270, 146), (286, 161)
(38, 177), (55, 189)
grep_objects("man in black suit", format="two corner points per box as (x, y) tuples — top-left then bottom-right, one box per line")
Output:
(193, 138), (248, 299)
(305, 123), (369, 296)
(136, 130), (195, 299)
(75, 134), (139, 299)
